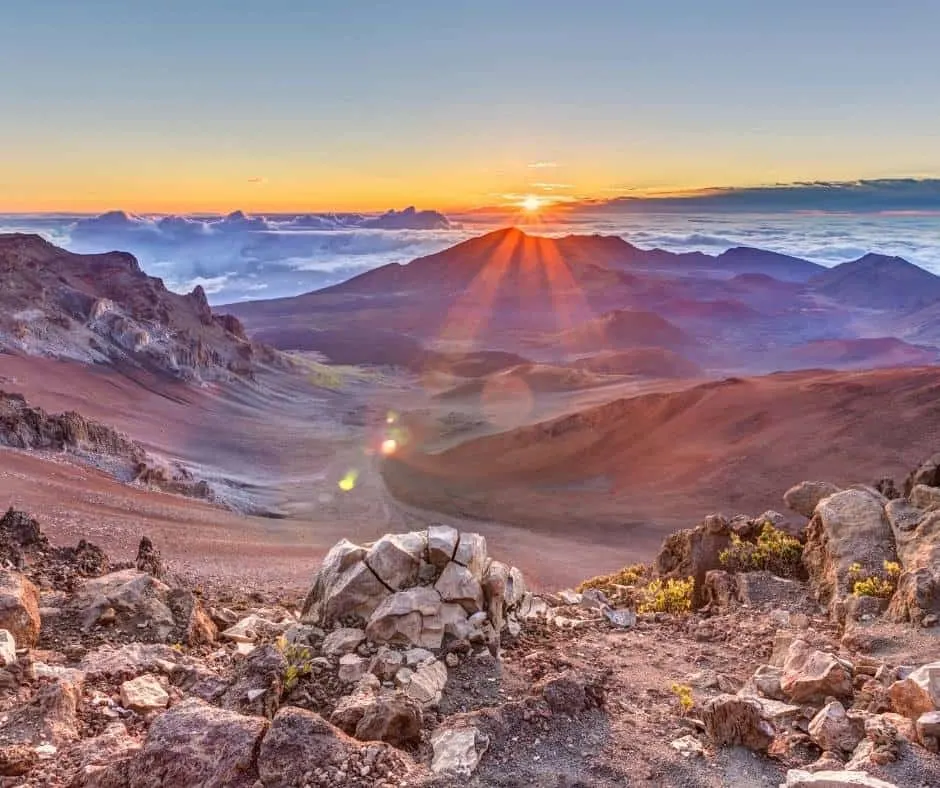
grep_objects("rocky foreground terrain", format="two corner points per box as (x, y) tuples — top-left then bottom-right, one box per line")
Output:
(0, 456), (939, 786)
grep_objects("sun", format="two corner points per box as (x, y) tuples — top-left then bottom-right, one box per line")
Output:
(520, 195), (542, 213)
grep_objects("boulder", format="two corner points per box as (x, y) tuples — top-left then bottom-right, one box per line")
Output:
(428, 524), (459, 568)
(301, 539), (385, 625)
(654, 517), (731, 607)
(402, 658), (448, 707)
(39, 678), (83, 743)
(366, 587), (443, 648)
(435, 562), (485, 614)
(808, 701), (865, 753)
(781, 641), (853, 703)
(784, 770), (898, 787)
(431, 726), (489, 778)
(79, 643), (179, 681)
(338, 653), (368, 684)
(916, 710), (940, 751)
(784, 481), (841, 518)
(888, 662), (940, 719)
(886, 507), (940, 623)
(0, 570), (40, 647)
(911, 484), (940, 511)
(904, 452), (940, 496)
(453, 532), (487, 579)
(71, 569), (212, 645)
(322, 627), (366, 657)
(802, 489), (896, 621)
(349, 693), (422, 747)
(365, 532), (426, 590)
(258, 707), (415, 788)
(123, 698), (269, 788)
(120, 675), (169, 713)
(702, 694), (774, 751)
(747, 664), (786, 701)
(702, 570), (738, 610)
(135, 536), (164, 577)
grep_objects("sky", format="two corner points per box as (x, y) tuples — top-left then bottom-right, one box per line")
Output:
(2, 1), (939, 213)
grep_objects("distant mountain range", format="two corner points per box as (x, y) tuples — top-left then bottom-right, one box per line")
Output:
(227, 227), (940, 374)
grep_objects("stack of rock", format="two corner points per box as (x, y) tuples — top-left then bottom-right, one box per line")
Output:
(301, 525), (530, 653)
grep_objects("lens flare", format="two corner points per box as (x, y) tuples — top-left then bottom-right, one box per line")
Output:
(338, 469), (359, 491)
(381, 438), (398, 456)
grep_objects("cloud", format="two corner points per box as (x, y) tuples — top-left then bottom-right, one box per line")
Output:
(527, 161), (559, 169)
(247, 177), (266, 184)
(533, 183), (574, 191)
(570, 178), (940, 214)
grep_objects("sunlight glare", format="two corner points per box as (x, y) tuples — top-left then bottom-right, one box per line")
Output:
(381, 438), (398, 456)
(521, 195), (542, 212)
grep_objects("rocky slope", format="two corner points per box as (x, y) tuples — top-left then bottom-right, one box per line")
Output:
(0, 390), (215, 503)
(0, 233), (288, 382)
(2, 454), (940, 785)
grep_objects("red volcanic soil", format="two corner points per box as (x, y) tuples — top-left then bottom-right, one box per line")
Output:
(572, 348), (704, 378)
(785, 337), (938, 369)
(384, 366), (940, 559)
(550, 309), (695, 353)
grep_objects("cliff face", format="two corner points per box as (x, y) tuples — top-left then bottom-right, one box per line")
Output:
(0, 234), (282, 382)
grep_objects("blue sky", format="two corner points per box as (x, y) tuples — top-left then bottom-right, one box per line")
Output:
(2, 1), (938, 211)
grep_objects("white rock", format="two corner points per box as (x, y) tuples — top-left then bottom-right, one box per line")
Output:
(120, 674), (169, 713)
(435, 562), (485, 614)
(453, 533), (488, 579)
(365, 532), (426, 590)
(506, 567), (526, 608)
(404, 659), (448, 707)
(322, 627), (366, 657)
(783, 769), (898, 787)
(0, 629), (15, 666)
(220, 614), (271, 644)
(428, 525), (459, 569)
(670, 734), (704, 758)
(557, 589), (582, 605)
(338, 654), (367, 684)
(404, 648), (435, 667)
(431, 726), (489, 777)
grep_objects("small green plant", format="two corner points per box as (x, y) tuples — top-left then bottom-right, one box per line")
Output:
(670, 682), (694, 714)
(577, 563), (651, 604)
(719, 523), (803, 578)
(850, 560), (901, 599)
(637, 576), (694, 615)
(276, 636), (314, 693)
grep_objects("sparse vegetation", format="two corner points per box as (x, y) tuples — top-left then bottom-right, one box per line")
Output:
(276, 636), (315, 692)
(719, 522), (803, 578)
(670, 682), (694, 714)
(849, 560), (901, 599)
(637, 576), (694, 615)
(577, 562), (650, 595)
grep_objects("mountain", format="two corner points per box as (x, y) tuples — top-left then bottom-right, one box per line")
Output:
(782, 337), (938, 370)
(551, 309), (696, 353)
(810, 253), (940, 310)
(0, 233), (284, 381)
(572, 348), (703, 378)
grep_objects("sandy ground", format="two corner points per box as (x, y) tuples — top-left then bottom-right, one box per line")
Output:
(0, 355), (678, 593)
(4, 354), (940, 598)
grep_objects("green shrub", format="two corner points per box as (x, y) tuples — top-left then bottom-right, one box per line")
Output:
(719, 523), (803, 578)
(849, 560), (900, 599)
(276, 637), (315, 693)
(637, 577), (694, 615)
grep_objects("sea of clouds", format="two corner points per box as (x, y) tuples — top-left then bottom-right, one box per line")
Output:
(2, 188), (939, 305)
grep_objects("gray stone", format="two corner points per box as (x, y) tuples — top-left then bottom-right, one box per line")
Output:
(120, 675), (169, 713)
(783, 769), (898, 787)
(428, 525), (459, 569)
(338, 654), (368, 684)
(603, 607), (636, 628)
(453, 533), (488, 579)
(322, 627), (366, 657)
(404, 659), (448, 707)
(808, 701), (865, 753)
(435, 562), (485, 614)
(431, 726), (489, 777)
(784, 481), (841, 518)
(365, 532), (426, 590)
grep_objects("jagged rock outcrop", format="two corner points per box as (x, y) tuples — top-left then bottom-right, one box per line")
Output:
(0, 570), (40, 647)
(802, 489), (897, 621)
(654, 514), (732, 606)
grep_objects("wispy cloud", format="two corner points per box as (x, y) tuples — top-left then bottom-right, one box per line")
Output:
(533, 182), (574, 191)
(247, 177), (266, 184)
(527, 161), (559, 169)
